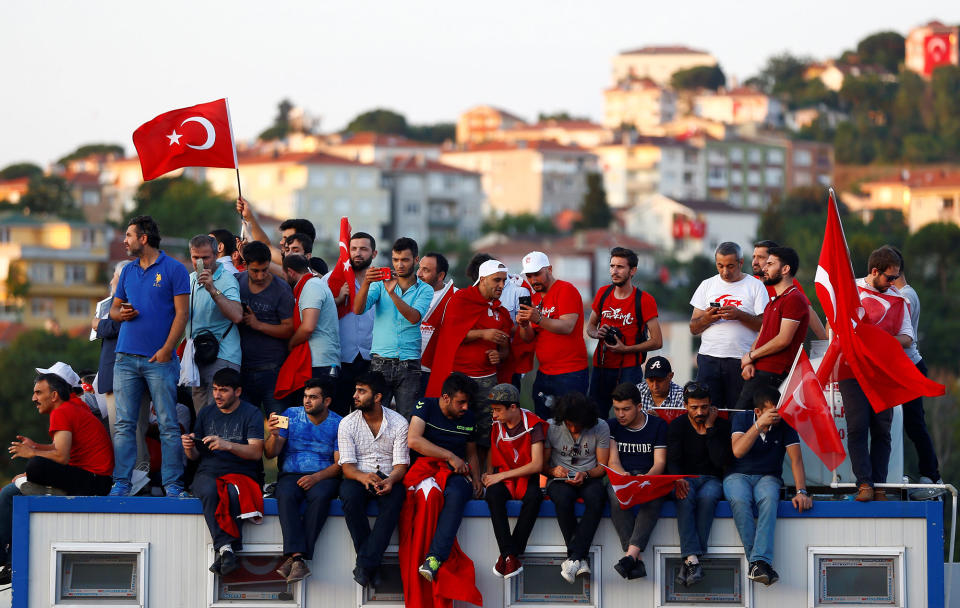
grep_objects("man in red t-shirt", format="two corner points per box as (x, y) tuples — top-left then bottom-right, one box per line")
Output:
(735, 247), (810, 409)
(752, 240), (826, 340)
(586, 247), (663, 417)
(517, 251), (588, 420)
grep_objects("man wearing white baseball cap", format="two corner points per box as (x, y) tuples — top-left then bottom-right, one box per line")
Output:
(516, 252), (588, 419)
(35, 362), (81, 388)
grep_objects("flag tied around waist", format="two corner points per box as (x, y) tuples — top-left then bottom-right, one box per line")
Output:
(133, 98), (238, 181)
(777, 349), (846, 471)
(602, 466), (694, 509)
(325, 217), (355, 318)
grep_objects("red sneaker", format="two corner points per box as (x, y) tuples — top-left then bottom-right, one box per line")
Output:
(503, 555), (523, 579)
(492, 555), (506, 577)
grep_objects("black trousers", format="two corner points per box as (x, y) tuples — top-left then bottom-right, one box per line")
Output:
(902, 359), (941, 480)
(485, 477), (543, 557)
(25, 457), (112, 496)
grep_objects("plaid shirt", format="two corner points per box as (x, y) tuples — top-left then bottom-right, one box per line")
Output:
(638, 381), (685, 412)
(337, 406), (410, 474)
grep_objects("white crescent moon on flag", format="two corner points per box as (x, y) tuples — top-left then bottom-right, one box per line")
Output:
(927, 36), (948, 61)
(180, 116), (216, 150)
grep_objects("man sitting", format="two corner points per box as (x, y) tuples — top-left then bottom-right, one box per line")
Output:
(483, 383), (546, 579)
(338, 371), (409, 587)
(182, 368), (264, 576)
(724, 385), (811, 586)
(667, 381), (732, 587)
(265, 378), (342, 583)
(637, 356), (684, 412)
(606, 383), (668, 580)
(0, 371), (114, 583)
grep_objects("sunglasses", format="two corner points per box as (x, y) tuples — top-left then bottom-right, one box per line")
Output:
(683, 381), (710, 396)
(882, 273), (901, 282)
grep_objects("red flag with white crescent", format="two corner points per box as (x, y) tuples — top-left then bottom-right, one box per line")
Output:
(326, 217), (355, 318)
(132, 98), (238, 181)
(778, 349), (845, 471)
(602, 466), (693, 509)
(924, 33), (955, 76)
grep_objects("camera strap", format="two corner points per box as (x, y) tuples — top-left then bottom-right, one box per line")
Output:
(596, 285), (648, 368)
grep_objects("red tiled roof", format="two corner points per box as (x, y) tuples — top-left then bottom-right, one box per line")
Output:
(443, 140), (590, 154)
(510, 120), (605, 132)
(480, 230), (656, 258)
(338, 132), (438, 148)
(237, 151), (369, 167)
(0, 177), (30, 188)
(64, 171), (100, 186)
(862, 170), (960, 190)
(606, 76), (662, 92)
(0, 321), (27, 345)
(463, 106), (527, 124)
(620, 45), (710, 56)
(387, 156), (478, 175)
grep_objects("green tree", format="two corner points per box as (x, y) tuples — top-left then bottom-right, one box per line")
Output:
(405, 123), (456, 143)
(0, 163), (43, 181)
(670, 65), (726, 91)
(576, 173), (612, 229)
(482, 213), (557, 236)
(258, 98), (295, 141)
(856, 31), (905, 72)
(130, 177), (238, 240)
(57, 144), (124, 165)
(537, 111), (588, 122)
(932, 66), (960, 159)
(344, 109), (409, 136)
(19, 175), (82, 219)
(4, 261), (29, 300)
(746, 53), (812, 97)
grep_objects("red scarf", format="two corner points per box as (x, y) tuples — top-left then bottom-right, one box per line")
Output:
(490, 410), (546, 499)
(274, 274), (314, 399)
(399, 457), (483, 608)
(420, 282), (456, 366)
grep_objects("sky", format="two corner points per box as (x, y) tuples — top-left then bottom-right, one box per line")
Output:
(1, 1), (957, 169)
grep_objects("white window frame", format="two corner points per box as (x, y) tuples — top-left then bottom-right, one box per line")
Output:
(356, 544), (405, 608)
(807, 546), (905, 608)
(502, 544), (602, 608)
(50, 541), (149, 608)
(207, 543), (304, 608)
(653, 545), (750, 608)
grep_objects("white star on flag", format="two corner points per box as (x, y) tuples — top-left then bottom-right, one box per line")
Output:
(166, 130), (182, 146)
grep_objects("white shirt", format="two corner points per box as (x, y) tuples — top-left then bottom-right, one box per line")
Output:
(337, 406), (410, 474)
(690, 273), (769, 359)
(217, 256), (239, 276)
(500, 273), (531, 322)
(420, 280), (456, 367)
(899, 284), (922, 364)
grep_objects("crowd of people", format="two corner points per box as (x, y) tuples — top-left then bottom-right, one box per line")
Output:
(0, 199), (944, 597)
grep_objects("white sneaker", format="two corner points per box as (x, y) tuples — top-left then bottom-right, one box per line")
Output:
(560, 559), (580, 584)
(911, 477), (947, 500)
(576, 558), (591, 577)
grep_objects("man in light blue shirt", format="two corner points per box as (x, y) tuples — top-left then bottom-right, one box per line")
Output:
(353, 237), (433, 418)
(283, 255), (341, 378)
(188, 235), (243, 413)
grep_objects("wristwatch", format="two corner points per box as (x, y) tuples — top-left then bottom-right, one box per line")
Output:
(796, 488), (809, 496)
(212, 289), (222, 298)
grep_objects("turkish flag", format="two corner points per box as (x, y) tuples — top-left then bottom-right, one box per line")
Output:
(924, 33), (955, 76)
(778, 350), (845, 471)
(603, 466), (693, 508)
(325, 217), (355, 318)
(274, 274), (314, 399)
(814, 189), (943, 412)
(132, 98), (238, 181)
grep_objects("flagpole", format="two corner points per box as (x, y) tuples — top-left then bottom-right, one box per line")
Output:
(223, 97), (246, 241)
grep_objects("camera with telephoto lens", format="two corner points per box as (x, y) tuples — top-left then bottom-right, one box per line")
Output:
(603, 326), (624, 346)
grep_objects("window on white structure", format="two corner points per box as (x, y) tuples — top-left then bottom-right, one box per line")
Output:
(505, 545), (601, 607)
(358, 550), (404, 606)
(656, 547), (749, 607)
(211, 544), (302, 607)
(52, 542), (149, 607)
(809, 547), (903, 607)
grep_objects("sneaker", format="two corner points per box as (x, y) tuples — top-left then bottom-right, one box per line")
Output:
(108, 481), (131, 497)
(276, 556), (295, 579)
(748, 561), (768, 585)
(503, 555), (523, 579)
(219, 550), (238, 576)
(614, 555), (637, 579)
(352, 564), (370, 586)
(492, 555), (506, 577)
(560, 559), (580, 584)
(286, 559), (310, 582)
(629, 559), (647, 579)
(0, 564), (11, 585)
(576, 558), (591, 577)
(418, 556), (441, 582)
(855, 483), (874, 502)
(911, 477), (948, 501)
(208, 553), (222, 575)
(165, 484), (191, 498)
(873, 488), (888, 501)
(19, 482), (67, 496)
(130, 465), (151, 496)
(765, 563), (780, 586)
(674, 562), (688, 587)
(684, 560), (704, 587)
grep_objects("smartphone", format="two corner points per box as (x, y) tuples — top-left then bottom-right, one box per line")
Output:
(274, 415), (289, 429)
(566, 472), (579, 480)
(709, 302), (721, 308)
(241, 302), (252, 314)
(121, 301), (133, 309)
(518, 295), (532, 308)
(195, 258), (204, 273)
(375, 267), (392, 281)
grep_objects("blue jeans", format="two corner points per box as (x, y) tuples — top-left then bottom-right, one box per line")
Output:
(340, 478), (406, 571)
(275, 473), (340, 558)
(696, 354), (743, 410)
(428, 475), (473, 562)
(113, 353), (183, 487)
(590, 366), (644, 419)
(723, 474), (782, 564)
(241, 365), (287, 417)
(0, 483), (20, 564)
(674, 475), (722, 558)
(370, 356), (421, 419)
(532, 368), (589, 420)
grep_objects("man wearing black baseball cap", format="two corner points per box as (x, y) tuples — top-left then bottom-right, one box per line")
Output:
(637, 356), (684, 412)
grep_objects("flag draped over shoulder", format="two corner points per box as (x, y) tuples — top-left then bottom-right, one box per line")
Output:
(325, 217), (355, 319)
(814, 189), (943, 412)
(602, 466), (692, 509)
(778, 350), (846, 471)
(133, 98), (238, 181)
(274, 274), (314, 399)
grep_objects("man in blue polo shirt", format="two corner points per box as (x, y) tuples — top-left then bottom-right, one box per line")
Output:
(109, 215), (190, 497)
(724, 385), (812, 587)
(354, 237), (433, 418)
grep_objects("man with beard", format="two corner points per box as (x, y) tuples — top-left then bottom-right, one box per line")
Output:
(752, 240), (826, 340)
(354, 237), (433, 418)
(734, 247), (810, 410)
(265, 378), (342, 583)
(323, 232), (377, 415)
(587, 247), (662, 416)
(424, 259), (512, 452)
(338, 371), (410, 586)
(517, 252), (588, 420)
(416, 252), (456, 395)
(182, 369), (264, 577)
(286, 232), (328, 276)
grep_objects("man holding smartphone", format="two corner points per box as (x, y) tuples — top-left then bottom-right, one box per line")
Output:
(264, 378), (342, 583)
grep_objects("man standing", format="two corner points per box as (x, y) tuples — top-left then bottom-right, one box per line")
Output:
(735, 247), (810, 410)
(265, 378), (342, 583)
(187, 234), (243, 412)
(466, 253), (532, 323)
(637, 356), (684, 412)
(724, 385), (811, 586)
(354, 237), (433, 418)
(283, 255), (341, 378)
(841, 246), (915, 502)
(182, 369), (264, 576)
(338, 371), (410, 586)
(416, 252), (455, 395)
(483, 384), (546, 579)
(606, 383), (668, 580)
(668, 381), (732, 587)
(587, 247), (662, 415)
(109, 215), (190, 497)
(236, 241), (295, 416)
(286, 233), (328, 276)
(752, 240), (826, 340)
(689, 242), (768, 409)
(517, 251), (588, 420)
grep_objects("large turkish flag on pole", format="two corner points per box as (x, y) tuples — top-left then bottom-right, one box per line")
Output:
(132, 98), (238, 181)
(325, 217), (355, 318)
(778, 349), (845, 471)
(924, 33), (955, 76)
(814, 189), (943, 412)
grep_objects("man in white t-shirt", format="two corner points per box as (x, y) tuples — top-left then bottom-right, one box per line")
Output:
(688, 242), (768, 409)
